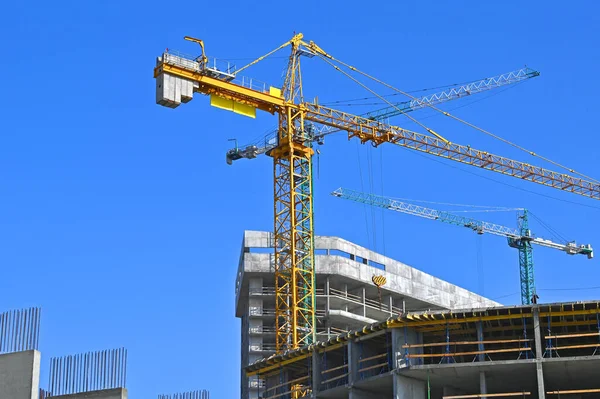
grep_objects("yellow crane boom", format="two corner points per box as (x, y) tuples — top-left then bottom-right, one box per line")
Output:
(153, 34), (600, 354)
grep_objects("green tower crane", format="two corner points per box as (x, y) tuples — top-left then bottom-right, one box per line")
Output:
(332, 188), (594, 304)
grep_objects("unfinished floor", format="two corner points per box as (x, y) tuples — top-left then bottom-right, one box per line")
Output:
(246, 301), (600, 399)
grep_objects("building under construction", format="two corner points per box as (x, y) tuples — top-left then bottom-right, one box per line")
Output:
(246, 301), (600, 399)
(236, 231), (500, 399)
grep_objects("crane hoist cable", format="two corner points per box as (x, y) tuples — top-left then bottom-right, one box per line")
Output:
(315, 54), (449, 143)
(308, 43), (599, 184)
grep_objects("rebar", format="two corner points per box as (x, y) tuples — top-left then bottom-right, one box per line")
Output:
(158, 390), (210, 399)
(48, 347), (127, 396)
(0, 307), (41, 354)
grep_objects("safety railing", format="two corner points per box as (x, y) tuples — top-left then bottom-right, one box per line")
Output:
(249, 307), (276, 316)
(249, 326), (277, 334)
(249, 379), (266, 389)
(249, 343), (277, 352)
(403, 337), (533, 365)
(358, 352), (390, 380)
(161, 51), (275, 94)
(262, 376), (310, 399)
(321, 362), (348, 390)
(443, 393), (531, 398)
(249, 287), (276, 295)
(328, 288), (402, 314)
(544, 331), (600, 358)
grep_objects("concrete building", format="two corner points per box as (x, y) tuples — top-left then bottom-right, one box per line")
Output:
(236, 231), (500, 399)
(246, 301), (600, 399)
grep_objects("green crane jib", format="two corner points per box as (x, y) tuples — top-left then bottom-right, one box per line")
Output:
(225, 67), (539, 164)
(332, 188), (593, 305)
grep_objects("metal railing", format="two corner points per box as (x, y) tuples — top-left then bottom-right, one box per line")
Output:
(249, 326), (277, 334)
(249, 343), (277, 352)
(161, 51), (272, 93)
(249, 307), (276, 316)
(329, 288), (403, 314)
(249, 379), (266, 389)
(249, 287), (276, 295)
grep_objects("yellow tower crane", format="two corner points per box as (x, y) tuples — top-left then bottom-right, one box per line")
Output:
(154, 33), (600, 354)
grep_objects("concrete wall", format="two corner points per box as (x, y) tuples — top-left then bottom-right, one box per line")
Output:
(0, 350), (40, 399)
(50, 388), (127, 399)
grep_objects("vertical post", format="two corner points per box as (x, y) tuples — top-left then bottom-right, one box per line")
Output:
(546, 315), (552, 358)
(362, 287), (366, 317)
(325, 277), (330, 317)
(445, 323), (451, 364)
(348, 340), (359, 386)
(523, 317), (529, 359)
(479, 371), (487, 398)
(427, 370), (431, 399)
(311, 349), (320, 396)
(404, 326), (410, 368)
(344, 284), (349, 312)
(533, 308), (546, 399)
(476, 321), (485, 362)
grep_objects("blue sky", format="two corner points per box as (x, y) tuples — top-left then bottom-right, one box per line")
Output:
(1, 1), (599, 398)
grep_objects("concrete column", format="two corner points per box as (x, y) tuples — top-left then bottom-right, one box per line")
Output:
(533, 308), (546, 399)
(402, 298), (406, 314)
(479, 371), (487, 398)
(391, 328), (403, 369)
(348, 340), (360, 385)
(0, 350), (41, 399)
(311, 349), (321, 397)
(476, 321), (485, 362)
(393, 373), (426, 399)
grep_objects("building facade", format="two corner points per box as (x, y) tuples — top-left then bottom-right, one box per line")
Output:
(235, 231), (499, 399)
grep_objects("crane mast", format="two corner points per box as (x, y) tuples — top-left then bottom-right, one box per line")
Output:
(272, 35), (317, 350)
(509, 210), (536, 304)
(154, 34), (599, 352)
(331, 188), (593, 304)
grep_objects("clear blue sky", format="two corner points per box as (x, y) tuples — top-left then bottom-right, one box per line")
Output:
(1, 1), (599, 398)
